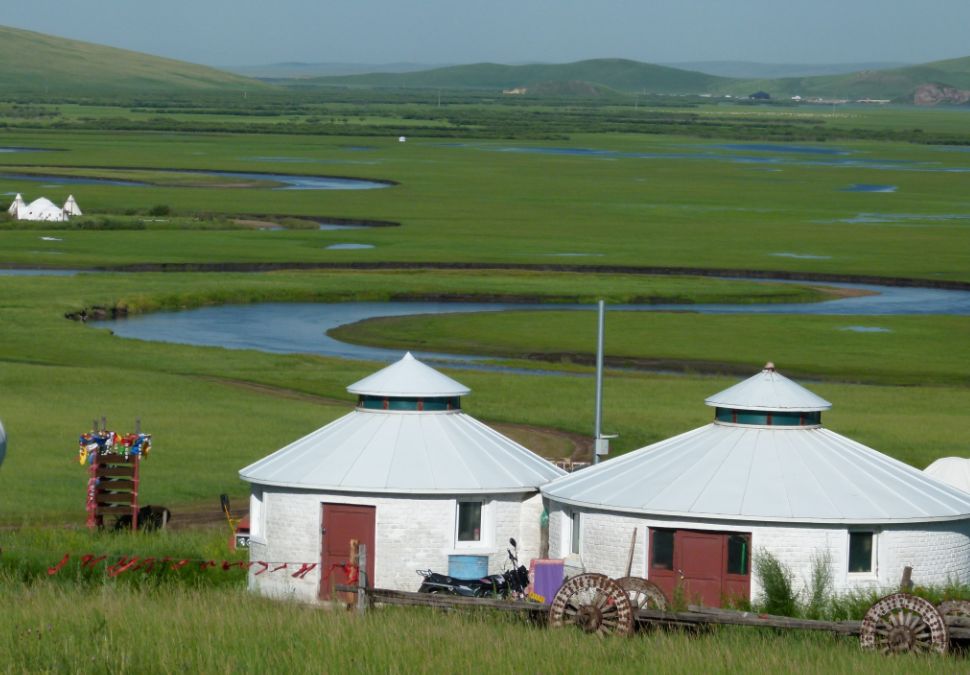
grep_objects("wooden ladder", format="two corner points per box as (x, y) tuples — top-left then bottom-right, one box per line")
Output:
(88, 453), (141, 530)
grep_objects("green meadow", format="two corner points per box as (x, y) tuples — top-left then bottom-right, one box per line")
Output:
(1, 123), (970, 280)
(2, 96), (970, 670)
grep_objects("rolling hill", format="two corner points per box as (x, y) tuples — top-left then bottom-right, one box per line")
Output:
(304, 59), (730, 95)
(721, 56), (970, 101)
(0, 25), (273, 95)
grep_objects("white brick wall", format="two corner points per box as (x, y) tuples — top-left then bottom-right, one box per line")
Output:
(546, 503), (970, 602)
(248, 487), (544, 602)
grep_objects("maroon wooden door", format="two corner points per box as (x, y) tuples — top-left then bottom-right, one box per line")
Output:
(647, 528), (752, 608)
(319, 503), (375, 600)
(677, 531), (724, 607)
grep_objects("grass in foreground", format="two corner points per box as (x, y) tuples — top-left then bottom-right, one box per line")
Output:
(0, 579), (954, 674)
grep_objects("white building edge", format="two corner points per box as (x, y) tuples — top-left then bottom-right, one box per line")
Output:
(542, 364), (970, 606)
(239, 353), (565, 602)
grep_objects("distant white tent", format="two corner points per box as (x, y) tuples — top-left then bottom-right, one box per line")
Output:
(0, 419), (5, 468)
(62, 194), (82, 216)
(7, 193), (24, 217)
(8, 194), (82, 222)
(18, 197), (66, 222)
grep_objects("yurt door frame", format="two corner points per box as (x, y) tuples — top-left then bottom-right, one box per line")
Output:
(319, 503), (375, 600)
(647, 527), (751, 608)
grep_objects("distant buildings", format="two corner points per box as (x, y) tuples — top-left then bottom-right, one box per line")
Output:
(7, 193), (82, 222)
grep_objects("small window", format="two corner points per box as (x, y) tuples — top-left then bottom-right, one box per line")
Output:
(848, 532), (874, 573)
(249, 489), (263, 538)
(651, 529), (674, 570)
(457, 501), (482, 542)
(726, 534), (749, 575)
(570, 512), (581, 555)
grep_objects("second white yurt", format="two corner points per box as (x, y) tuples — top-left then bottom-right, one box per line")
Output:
(542, 363), (970, 607)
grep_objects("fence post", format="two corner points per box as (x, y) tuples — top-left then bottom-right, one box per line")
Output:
(357, 544), (368, 614)
(899, 566), (913, 592)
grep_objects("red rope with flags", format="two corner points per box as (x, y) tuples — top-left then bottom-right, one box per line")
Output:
(43, 553), (332, 580)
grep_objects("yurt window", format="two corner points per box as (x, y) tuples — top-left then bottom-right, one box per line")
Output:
(457, 500), (483, 542)
(726, 534), (749, 575)
(569, 512), (581, 555)
(651, 529), (675, 570)
(848, 531), (875, 573)
(249, 488), (264, 539)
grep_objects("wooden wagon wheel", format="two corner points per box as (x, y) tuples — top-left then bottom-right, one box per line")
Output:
(859, 593), (948, 655)
(548, 573), (634, 636)
(615, 576), (668, 611)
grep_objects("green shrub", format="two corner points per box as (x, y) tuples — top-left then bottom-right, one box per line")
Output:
(754, 550), (798, 617)
(148, 204), (171, 216)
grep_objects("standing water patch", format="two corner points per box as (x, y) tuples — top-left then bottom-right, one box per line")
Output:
(840, 326), (892, 333)
(843, 184), (897, 193)
(326, 243), (374, 250)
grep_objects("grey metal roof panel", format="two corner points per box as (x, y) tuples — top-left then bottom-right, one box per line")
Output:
(240, 409), (566, 493)
(541, 423), (970, 524)
(346, 352), (471, 397)
(705, 365), (832, 412)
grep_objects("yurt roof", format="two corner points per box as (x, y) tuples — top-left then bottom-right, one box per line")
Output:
(240, 408), (565, 493)
(25, 197), (58, 211)
(543, 365), (970, 525)
(924, 457), (970, 494)
(347, 352), (470, 397)
(241, 353), (563, 493)
(705, 363), (831, 412)
(542, 424), (970, 524)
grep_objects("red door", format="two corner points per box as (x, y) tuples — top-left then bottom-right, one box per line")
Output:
(678, 531), (724, 607)
(319, 503), (375, 600)
(647, 528), (751, 608)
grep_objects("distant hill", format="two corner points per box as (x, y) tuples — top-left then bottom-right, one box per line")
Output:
(304, 59), (729, 94)
(665, 61), (909, 80)
(225, 62), (451, 79)
(0, 25), (272, 95)
(722, 56), (970, 101)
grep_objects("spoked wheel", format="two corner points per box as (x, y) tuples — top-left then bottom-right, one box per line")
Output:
(615, 576), (668, 611)
(548, 573), (634, 636)
(859, 593), (948, 655)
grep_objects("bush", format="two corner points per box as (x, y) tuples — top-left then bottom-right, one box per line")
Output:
(148, 204), (171, 216)
(754, 550), (798, 617)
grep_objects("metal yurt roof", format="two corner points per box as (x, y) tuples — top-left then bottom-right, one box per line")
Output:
(705, 362), (831, 412)
(347, 352), (470, 398)
(240, 354), (564, 493)
(543, 366), (970, 525)
(924, 457), (970, 494)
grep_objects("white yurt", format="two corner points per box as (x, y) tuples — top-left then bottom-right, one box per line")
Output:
(0, 418), (6, 467)
(62, 195), (82, 217)
(7, 193), (24, 217)
(16, 197), (66, 222)
(924, 457), (970, 494)
(239, 353), (565, 602)
(542, 363), (970, 607)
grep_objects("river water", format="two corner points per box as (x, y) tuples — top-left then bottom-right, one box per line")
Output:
(97, 281), (970, 368)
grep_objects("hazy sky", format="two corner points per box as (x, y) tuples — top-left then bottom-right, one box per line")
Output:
(5, 0), (970, 67)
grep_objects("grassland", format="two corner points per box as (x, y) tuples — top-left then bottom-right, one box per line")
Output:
(2, 93), (970, 671)
(2, 125), (970, 280)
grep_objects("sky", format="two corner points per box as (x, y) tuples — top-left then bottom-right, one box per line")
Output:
(4, 0), (970, 67)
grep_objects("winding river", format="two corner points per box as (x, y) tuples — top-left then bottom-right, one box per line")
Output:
(97, 281), (970, 369)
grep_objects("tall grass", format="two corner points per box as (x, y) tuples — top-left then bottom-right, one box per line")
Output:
(0, 579), (953, 673)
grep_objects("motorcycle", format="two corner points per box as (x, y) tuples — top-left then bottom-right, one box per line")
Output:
(417, 538), (530, 599)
